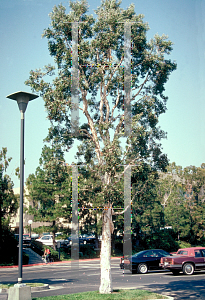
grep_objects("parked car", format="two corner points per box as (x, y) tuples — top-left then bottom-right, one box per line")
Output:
(36, 235), (53, 246)
(23, 234), (31, 240)
(160, 247), (205, 275)
(14, 234), (31, 247)
(62, 235), (96, 247)
(23, 234), (32, 247)
(31, 233), (39, 240)
(120, 249), (172, 274)
(79, 234), (96, 245)
(36, 234), (64, 246)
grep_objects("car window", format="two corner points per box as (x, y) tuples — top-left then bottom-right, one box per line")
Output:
(201, 249), (205, 257)
(195, 250), (202, 258)
(143, 250), (155, 257)
(177, 250), (188, 255)
(152, 251), (160, 257)
(157, 250), (170, 257)
(42, 236), (51, 240)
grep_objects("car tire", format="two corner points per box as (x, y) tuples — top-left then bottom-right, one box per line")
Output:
(137, 263), (148, 274)
(182, 263), (194, 275)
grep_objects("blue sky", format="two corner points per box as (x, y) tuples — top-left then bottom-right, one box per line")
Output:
(1, 0), (205, 188)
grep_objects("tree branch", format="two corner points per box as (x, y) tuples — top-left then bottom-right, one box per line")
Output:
(81, 89), (102, 164)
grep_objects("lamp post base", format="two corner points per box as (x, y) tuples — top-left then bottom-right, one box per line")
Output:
(8, 284), (31, 300)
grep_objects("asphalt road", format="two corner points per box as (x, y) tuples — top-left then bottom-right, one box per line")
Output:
(1, 259), (205, 299)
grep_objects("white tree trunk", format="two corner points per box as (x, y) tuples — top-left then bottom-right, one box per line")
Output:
(99, 206), (113, 294)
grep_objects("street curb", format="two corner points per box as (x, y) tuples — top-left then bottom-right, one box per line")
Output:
(0, 284), (49, 293)
(153, 297), (174, 300)
(30, 284), (49, 292)
(0, 256), (121, 269)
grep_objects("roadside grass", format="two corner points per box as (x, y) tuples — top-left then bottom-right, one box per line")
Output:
(32, 289), (169, 300)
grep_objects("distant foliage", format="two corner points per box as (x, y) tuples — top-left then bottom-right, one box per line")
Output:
(157, 162), (205, 245)
(0, 147), (19, 264)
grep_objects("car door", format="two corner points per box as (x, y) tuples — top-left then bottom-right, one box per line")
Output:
(142, 250), (159, 270)
(201, 250), (205, 270)
(194, 250), (205, 270)
(41, 235), (53, 246)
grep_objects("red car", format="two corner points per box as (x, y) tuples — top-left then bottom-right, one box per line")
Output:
(160, 247), (205, 275)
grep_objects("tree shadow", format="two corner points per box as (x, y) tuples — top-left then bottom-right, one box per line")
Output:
(142, 275), (205, 299)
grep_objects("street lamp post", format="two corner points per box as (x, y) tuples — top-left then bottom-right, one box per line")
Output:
(28, 219), (33, 238)
(7, 91), (38, 285)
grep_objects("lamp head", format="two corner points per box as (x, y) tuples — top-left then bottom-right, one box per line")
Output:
(6, 91), (39, 113)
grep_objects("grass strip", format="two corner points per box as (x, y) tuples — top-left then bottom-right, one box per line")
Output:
(32, 289), (168, 300)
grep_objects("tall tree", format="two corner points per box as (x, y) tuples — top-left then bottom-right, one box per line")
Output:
(0, 148), (18, 255)
(25, 0), (176, 293)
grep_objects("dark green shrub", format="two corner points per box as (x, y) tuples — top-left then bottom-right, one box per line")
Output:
(23, 252), (29, 265)
(30, 240), (44, 256)
(80, 244), (96, 258)
(0, 227), (18, 265)
(142, 229), (178, 252)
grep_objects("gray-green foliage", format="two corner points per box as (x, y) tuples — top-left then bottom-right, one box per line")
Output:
(25, 0), (176, 206)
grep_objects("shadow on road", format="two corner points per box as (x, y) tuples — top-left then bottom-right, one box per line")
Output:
(143, 277), (205, 300)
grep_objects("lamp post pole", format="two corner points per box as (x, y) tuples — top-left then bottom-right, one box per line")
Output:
(7, 91), (38, 284)
(28, 220), (33, 238)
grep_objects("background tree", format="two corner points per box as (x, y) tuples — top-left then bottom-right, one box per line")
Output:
(157, 162), (205, 244)
(132, 165), (164, 239)
(182, 165), (205, 244)
(25, 0), (176, 293)
(0, 147), (18, 263)
(26, 145), (72, 249)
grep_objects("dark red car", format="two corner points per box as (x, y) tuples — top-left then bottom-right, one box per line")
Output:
(160, 247), (205, 275)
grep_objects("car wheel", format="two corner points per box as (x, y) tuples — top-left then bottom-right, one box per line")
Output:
(172, 270), (180, 275)
(182, 263), (194, 275)
(137, 263), (148, 274)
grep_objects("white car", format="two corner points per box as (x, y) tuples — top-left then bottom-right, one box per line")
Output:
(36, 234), (64, 246)
(36, 235), (54, 246)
